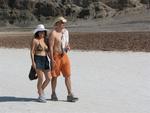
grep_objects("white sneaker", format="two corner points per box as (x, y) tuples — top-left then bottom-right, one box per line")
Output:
(38, 96), (47, 103)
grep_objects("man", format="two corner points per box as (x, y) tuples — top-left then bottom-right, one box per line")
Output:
(48, 16), (78, 102)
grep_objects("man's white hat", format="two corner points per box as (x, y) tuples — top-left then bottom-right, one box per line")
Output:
(53, 16), (67, 25)
(33, 24), (48, 34)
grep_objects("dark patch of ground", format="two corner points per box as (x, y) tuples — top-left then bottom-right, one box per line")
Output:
(0, 32), (150, 52)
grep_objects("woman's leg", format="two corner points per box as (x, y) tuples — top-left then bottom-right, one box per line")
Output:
(36, 69), (44, 97)
(42, 70), (51, 90)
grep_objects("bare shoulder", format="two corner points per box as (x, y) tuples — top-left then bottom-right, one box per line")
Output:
(32, 38), (38, 44)
(49, 30), (56, 39)
(51, 29), (57, 34)
(32, 38), (37, 42)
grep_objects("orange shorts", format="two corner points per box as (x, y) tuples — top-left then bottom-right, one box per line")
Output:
(51, 53), (71, 77)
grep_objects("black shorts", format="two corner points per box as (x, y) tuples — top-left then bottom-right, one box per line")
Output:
(34, 55), (50, 70)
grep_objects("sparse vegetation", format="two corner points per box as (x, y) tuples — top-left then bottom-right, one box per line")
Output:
(1, 32), (150, 52)
(0, 0), (148, 26)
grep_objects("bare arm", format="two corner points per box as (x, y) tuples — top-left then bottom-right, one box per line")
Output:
(30, 38), (36, 69)
(48, 31), (55, 69)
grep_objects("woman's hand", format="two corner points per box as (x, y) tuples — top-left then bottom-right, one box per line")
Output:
(51, 60), (56, 70)
(32, 62), (36, 69)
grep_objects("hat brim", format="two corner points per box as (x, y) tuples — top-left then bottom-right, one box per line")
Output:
(33, 28), (48, 34)
(53, 18), (67, 26)
(61, 19), (67, 23)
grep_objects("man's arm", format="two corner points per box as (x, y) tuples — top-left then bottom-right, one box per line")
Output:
(48, 31), (55, 68)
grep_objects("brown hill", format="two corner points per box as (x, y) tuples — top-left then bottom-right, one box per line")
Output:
(0, 0), (149, 27)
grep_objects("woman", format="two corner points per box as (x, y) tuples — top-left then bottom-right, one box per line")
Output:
(30, 24), (51, 103)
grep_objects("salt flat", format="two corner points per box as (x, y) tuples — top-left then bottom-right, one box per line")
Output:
(0, 49), (150, 113)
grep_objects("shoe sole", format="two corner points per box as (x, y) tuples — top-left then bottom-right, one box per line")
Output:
(67, 98), (79, 102)
(37, 99), (47, 103)
(51, 99), (58, 101)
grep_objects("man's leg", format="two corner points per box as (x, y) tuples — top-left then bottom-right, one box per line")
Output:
(62, 53), (78, 102)
(50, 53), (61, 101)
(65, 76), (78, 102)
(65, 76), (72, 96)
(51, 77), (58, 101)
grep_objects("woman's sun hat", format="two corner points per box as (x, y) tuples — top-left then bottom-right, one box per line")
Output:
(33, 24), (48, 34)
(53, 16), (67, 26)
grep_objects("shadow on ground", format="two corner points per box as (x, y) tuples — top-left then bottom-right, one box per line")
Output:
(0, 96), (37, 102)
(0, 96), (76, 103)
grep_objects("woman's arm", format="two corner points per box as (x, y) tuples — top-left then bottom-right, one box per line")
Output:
(30, 38), (36, 69)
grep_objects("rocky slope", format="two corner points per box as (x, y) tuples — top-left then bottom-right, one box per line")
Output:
(0, 0), (149, 27)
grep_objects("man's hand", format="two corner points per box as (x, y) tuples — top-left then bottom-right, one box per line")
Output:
(64, 45), (70, 53)
(66, 45), (70, 51)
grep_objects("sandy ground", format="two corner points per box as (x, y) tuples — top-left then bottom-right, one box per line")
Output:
(0, 48), (150, 113)
(65, 8), (150, 32)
